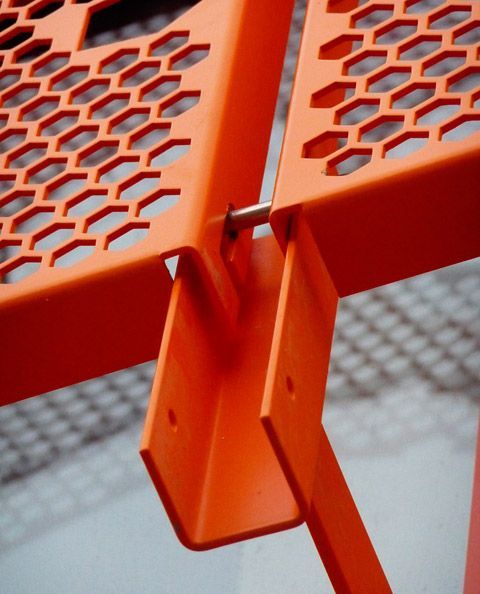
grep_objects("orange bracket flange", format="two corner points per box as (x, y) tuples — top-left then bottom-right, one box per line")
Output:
(262, 216), (391, 593)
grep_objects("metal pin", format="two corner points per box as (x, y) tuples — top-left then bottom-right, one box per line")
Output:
(225, 200), (272, 233)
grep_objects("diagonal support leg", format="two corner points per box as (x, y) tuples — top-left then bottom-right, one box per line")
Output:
(308, 426), (390, 594)
(464, 415), (480, 594)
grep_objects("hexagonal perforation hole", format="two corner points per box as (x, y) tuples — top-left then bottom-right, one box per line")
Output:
(79, 141), (119, 168)
(0, 28), (34, 52)
(0, 191), (34, 218)
(384, 132), (429, 158)
(34, 225), (75, 251)
(344, 50), (388, 76)
(161, 92), (200, 118)
(130, 124), (171, 150)
(53, 241), (95, 268)
(0, 240), (21, 264)
(375, 20), (418, 44)
(416, 99), (460, 126)
(100, 49), (139, 74)
(441, 115), (480, 141)
(391, 83), (436, 109)
(0, 257), (41, 284)
(67, 190), (107, 218)
(46, 174), (88, 201)
(428, 6), (472, 29)
(170, 45), (210, 70)
(20, 97), (60, 121)
(13, 207), (55, 234)
(71, 79), (110, 104)
(28, 158), (67, 184)
(453, 21), (480, 45)
(0, 176), (16, 195)
(106, 224), (149, 251)
(138, 190), (180, 218)
(150, 32), (189, 57)
(0, 70), (21, 92)
(40, 111), (79, 136)
(0, 129), (27, 153)
(120, 62), (160, 87)
(59, 125), (99, 152)
(447, 68), (480, 92)
(336, 98), (380, 125)
(150, 140), (191, 167)
(29, 1), (63, 19)
(311, 82), (356, 108)
(87, 207), (129, 234)
(319, 34), (363, 60)
(367, 67), (411, 92)
(423, 52), (467, 77)
(406, 0), (444, 14)
(33, 53), (69, 77)
(90, 94), (129, 119)
(15, 40), (52, 64)
(140, 76), (181, 103)
(0, 17), (17, 35)
(352, 4), (394, 29)
(110, 109), (150, 135)
(98, 158), (139, 184)
(360, 116), (404, 142)
(3, 82), (40, 108)
(119, 174), (161, 201)
(8, 143), (48, 169)
(303, 131), (348, 159)
(398, 35), (442, 60)
(326, 148), (372, 176)
(51, 66), (89, 91)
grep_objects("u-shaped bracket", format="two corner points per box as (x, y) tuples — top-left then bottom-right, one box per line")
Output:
(141, 213), (391, 593)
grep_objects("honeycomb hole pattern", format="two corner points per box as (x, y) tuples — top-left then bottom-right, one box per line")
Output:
(304, 0), (480, 175)
(0, 2), (211, 284)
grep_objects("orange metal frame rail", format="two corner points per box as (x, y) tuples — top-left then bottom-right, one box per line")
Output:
(1, 1), (479, 593)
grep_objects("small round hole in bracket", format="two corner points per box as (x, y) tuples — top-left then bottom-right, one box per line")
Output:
(286, 376), (295, 401)
(168, 409), (178, 432)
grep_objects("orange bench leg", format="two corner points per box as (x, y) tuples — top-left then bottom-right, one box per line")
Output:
(307, 427), (391, 594)
(464, 416), (480, 594)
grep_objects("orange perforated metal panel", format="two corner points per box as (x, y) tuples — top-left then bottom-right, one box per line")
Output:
(272, 0), (480, 296)
(0, 0), (294, 405)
